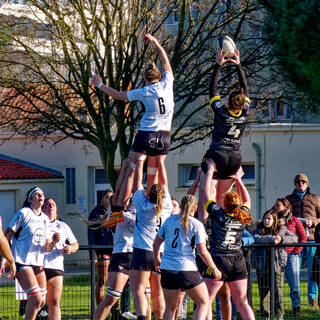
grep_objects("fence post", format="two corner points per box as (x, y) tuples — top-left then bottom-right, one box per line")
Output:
(270, 246), (275, 319)
(90, 249), (96, 319)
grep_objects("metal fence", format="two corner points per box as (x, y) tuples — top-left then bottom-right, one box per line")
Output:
(0, 244), (320, 320)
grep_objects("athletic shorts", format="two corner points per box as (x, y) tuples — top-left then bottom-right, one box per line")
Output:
(161, 269), (203, 290)
(108, 253), (133, 272)
(129, 248), (155, 271)
(16, 263), (44, 275)
(207, 254), (247, 282)
(131, 130), (170, 156)
(201, 147), (241, 179)
(44, 268), (64, 281)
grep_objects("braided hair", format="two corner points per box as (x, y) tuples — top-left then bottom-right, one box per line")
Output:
(180, 195), (197, 234)
(149, 184), (165, 219)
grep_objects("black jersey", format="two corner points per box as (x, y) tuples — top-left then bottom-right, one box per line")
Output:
(210, 99), (249, 151)
(206, 200), (249, 256)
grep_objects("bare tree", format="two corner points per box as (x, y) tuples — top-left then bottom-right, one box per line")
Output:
(0, 0), (282, 187)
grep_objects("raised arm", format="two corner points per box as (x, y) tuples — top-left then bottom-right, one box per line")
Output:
(233, 167), (251, 209)
(187, 167), (202, 195)
(91, 75), (128, 101)
(143, 34), (172, 74)
(132, 157), (146, 194)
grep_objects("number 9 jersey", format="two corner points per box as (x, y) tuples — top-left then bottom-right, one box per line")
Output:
(205, 200), (249, 256)
(127, 71), (174, 132)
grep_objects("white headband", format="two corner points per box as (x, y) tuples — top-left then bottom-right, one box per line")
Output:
(28, 187), (43, 203)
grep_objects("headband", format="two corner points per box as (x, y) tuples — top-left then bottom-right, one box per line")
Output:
(28, 187), (43, 203)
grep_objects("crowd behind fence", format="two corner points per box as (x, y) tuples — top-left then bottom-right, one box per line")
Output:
(1, 243), (320, 320)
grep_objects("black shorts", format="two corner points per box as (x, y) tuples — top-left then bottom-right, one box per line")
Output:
(209, 254), (247, 282)
(16, 263), (44, 275)
(201, 147), (241, 179)
(129, 248), (155, 271)
(109, 253), (132, 272)
(161, 269), (203, 290)
(44, 268), (64, 281)
(131, 130), (170, 156)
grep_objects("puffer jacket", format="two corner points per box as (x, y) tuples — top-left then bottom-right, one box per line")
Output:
(253, 226), (298, 273)
(286, 187), (320, 240)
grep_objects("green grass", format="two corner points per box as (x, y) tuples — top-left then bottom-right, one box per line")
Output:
(0, 276), (319, 319)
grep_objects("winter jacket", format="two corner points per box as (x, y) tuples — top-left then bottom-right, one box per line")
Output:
(285, 216), (307, 254)
(253, 226), (298, 273)
(286, 188), (320, 241)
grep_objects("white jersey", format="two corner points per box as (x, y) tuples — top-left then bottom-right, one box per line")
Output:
(44, 219), (77, 271)
(132, 189), (172, 251)
(8, 207), (50, 267)
(112, 209), (136, 254)
(158, 214), (207, 271)
(127, 71), (174, 131)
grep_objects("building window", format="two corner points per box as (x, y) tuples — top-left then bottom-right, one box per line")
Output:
(66, 168), (76, 204)
(242, 163), (255, 183)
(270, 101), (293, 121)
(178, 164), (200, 187)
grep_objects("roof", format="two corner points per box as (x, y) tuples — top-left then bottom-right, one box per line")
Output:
(0, 154), (63, 180)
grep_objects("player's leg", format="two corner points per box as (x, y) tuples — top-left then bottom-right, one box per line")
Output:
(203, 278), (224, 320)
(217, 282), (232, 320)
(162, 288), (180, 320)
(150, 272), (165, 320)
(187, 281), (211, 320)
(46, 274), (63, 320)
(95, 257), (110, 304)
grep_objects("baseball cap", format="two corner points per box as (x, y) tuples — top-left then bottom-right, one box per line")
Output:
(294, 173), (309, 184)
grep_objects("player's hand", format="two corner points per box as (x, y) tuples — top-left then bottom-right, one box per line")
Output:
(6, 260), (16, 279)
(52, 232), (61, 244)
(0, 257), (7, 276)
(231, 166), (244, 180)
(228, 48), (240, 65)
(64, 245), (72, 255)
(206, 159), (215, 170)
(274, 235), (282, 244)
(154, 257), (161, 272)
(216, 49), (229, 65)
(122, 157), (131, 167)
(91, 74), (103, 87)
(143, 33), (157, 44)
(213, 267), (222, 281)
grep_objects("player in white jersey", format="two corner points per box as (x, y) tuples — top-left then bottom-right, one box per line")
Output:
(128, 154), (171, 320)
(43, 198), (79, 320)
(0, 187), (58, 320)
(153, 195), (221, 320)
(92, 33), (174, 226)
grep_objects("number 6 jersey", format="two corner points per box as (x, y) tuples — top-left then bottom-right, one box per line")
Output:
(126, 71), (174, 132)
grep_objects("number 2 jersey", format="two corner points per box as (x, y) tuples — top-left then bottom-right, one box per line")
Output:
(206, 200), (249, 256)
(209, 64), (250, 151)
(132, 188), (172, 251)
(157, 213), (207, 271)
(126, 71), (174, 132)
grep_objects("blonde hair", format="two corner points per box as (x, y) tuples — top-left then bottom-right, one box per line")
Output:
(144, 62), (161, 83)
(180, 195), (197, 234)
(149, 184), (165, 219)
(223, 192), (252, 224)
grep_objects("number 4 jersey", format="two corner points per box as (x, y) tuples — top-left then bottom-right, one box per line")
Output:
(158, 213), (207, 271)
(126, 71), (174, 132)
(206, 200), (248, 256)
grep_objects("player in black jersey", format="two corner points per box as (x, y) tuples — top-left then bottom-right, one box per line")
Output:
(199, 48), (250, 218)
(200, 159), (255, 320)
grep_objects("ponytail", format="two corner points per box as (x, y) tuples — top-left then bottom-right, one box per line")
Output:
(144, 62), (161, 83)
(223, 192), (252, 225)
(149, 184), (165, 219)
(180, 195), (197, 234)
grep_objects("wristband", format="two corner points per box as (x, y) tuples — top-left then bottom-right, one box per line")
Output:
(97, 83), (103, 89)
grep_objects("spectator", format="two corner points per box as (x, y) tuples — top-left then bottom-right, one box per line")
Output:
(274, 198), (307, 316)
(43, 198), (79, 320)
(88, 189), (114, 305)
(254, 210), (298, 320)
(286, 173), (320, 307)
(311, 223), (320, 310)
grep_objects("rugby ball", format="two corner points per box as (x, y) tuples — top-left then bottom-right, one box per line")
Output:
(217, 35), (236, 58)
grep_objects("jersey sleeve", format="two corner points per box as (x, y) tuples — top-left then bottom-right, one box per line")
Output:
(64, 223), (78, 244)
(132, 189), (146, 212)
(8, 210), (24, 233)
(161, 71), (174, 86)
(194, 222), (207, 245)
(127, 87), (144, 102)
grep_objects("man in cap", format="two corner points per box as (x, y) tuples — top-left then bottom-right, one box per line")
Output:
(286, 173), (320, 307)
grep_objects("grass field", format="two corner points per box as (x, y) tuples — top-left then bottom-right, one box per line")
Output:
(0, 276), (320, 319)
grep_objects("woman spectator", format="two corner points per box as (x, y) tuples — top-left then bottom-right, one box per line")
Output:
(43, 198), (79, 320)
(0, 187), (56, 320)
(254, 210), (298, 320)
(129, 155), (172, 320)
(153, 194), (222, 320)
(274, 198), (307, 316)
(200, 160), (255, 320)
(87, 189), (114, 305)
